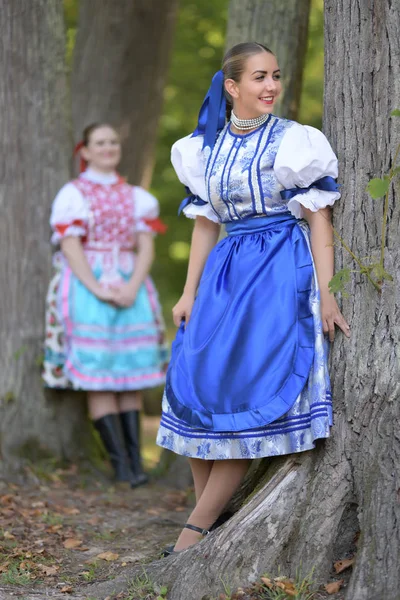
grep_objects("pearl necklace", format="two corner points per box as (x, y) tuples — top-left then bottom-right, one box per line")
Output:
(230, 110), (270, 131)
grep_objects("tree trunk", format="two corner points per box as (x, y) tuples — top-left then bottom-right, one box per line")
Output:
(71, 0), (179, 187)
(323, 1), (400, 597)
(91, 2), (400, 599)
(0, 0), (92, 474)
(225, 0), (311, 120)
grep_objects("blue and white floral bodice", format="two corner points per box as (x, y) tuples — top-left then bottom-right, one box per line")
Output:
(171, 116), (341, 223)
(205, 116), (293, 222)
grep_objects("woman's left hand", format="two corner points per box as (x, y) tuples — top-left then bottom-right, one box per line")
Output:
(320, 291), (350, 342)
(111, 283), (138, 308)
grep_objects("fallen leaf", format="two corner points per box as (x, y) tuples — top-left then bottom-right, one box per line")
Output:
(87, 516), (99, 526)
(146, 508), (162, 516)
(261, 577), (273, 589)
(0, 562), (10, 573)
(31, 501), (46, 508)
(275, 580), (296, 597)
(47, 525), (63, 533)
(63, 538), (83, 549)
(60, 586), (73, 593)
(121, 561), (127, 566)
(63, 507), (80, 515)
(325, 580), (344, 594)
(334, 557), (354, 574)
(3, 531), (15, 540)
(96, 551), (119, 561)
(174, 506), (186, 512)
(38, 564), (59, 576)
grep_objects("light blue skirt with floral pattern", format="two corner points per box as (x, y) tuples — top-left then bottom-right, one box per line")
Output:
(156, 220), (332, 460)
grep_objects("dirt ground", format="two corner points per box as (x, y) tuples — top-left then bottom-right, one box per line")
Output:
(0, 418), (350, 600)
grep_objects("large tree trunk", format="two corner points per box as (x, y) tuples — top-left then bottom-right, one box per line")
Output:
(225, 0), (311, 120)
(71, 0), (179, 187)
(323, 1), (400, 597)
(0, 0), (92, 474)
(91, 1), (400, 599)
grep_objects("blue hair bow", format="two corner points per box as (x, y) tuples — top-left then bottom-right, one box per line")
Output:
(192, 70), (226, 150)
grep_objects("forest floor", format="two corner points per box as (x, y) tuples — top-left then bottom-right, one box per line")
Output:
(0, 418), (349, 600)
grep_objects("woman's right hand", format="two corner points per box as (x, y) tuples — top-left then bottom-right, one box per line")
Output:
(94, 285), (116, 304)
(172, 292), (195, 327)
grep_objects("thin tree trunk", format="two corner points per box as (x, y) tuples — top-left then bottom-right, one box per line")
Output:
(0, 0), (91, 474)
(90, 1), (400, 599)
(71, 0), (179, 188)
(226, 0), (311, 120)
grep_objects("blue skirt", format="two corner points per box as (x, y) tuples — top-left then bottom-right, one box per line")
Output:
(157, 214), (332, 459)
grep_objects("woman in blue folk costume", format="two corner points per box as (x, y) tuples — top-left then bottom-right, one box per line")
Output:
(157, 43), (350, 554)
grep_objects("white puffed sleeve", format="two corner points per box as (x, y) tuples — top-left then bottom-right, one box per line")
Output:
(133, 187), (164, 234)
(50, 183), (89, 245)
(171, 134), (219, 223)
(274, 123), (341, 219)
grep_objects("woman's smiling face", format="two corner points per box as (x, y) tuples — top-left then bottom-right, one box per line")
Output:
(225, 51), (282, 120)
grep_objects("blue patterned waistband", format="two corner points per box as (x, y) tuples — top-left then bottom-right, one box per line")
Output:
(225, 213), (298, 236)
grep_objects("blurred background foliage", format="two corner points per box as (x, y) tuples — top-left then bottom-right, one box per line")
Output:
(64, 0), (323, 334)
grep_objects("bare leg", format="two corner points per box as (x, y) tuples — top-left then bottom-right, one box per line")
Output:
(118, 391), (142, 412)
(174, 459), (250, 552)
(189, 458), (214, 503)
(87, 391), (119, 419)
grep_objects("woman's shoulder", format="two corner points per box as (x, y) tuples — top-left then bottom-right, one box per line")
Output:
(278, 119), (332, 146)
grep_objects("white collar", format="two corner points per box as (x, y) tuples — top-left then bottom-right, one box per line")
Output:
(81, 168), (118, 185)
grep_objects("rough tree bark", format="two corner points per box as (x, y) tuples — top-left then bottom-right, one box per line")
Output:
(0, 0), (92, 474)
(91, 1), (400, 599)
(225, 0), (311, 120)
(71, 0), (179, 187)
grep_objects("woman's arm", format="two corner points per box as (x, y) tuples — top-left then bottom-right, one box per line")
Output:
(303, 207), (350, 341)
(173, 216), (221, 326)
(112, 232), (155, 307)
(60, 237), (114, 302)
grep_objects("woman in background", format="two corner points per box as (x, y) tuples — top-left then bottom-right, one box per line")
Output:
(43, 123), (167, 488)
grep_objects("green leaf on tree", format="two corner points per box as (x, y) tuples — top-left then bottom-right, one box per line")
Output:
(371, 263), (393, 282)
(329, 268), (350, 296)
(392, 166), (400, 177)
(390, 109), (400, 117)
(367, 177), (390, 199)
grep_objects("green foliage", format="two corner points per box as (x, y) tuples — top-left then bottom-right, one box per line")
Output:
(126, 569), (168, 600)
(330, 109), (400, 295)
(367, 177), (390, 199)
(328, 268), (350, 296)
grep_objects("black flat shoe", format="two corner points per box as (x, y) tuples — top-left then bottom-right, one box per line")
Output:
(160, 512), (234, 556)
(160, 523), (210, 558)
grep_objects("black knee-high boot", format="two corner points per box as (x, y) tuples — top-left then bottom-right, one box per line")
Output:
(119, 410), (149, 488)
(93, 414), (132, 482)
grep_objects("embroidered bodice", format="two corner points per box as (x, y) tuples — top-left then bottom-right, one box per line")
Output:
(205, 117), (293, 222)
(171, 116), (341, 224)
